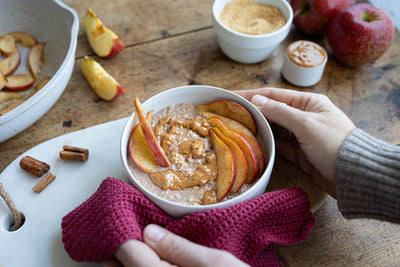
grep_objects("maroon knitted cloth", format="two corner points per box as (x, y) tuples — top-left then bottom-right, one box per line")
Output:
(62, 177), (315, 266)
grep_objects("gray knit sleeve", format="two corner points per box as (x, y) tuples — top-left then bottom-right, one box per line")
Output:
(335, 128), (400, 224)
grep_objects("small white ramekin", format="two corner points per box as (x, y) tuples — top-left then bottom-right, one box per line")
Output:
(212, 0), (293, 64)
(281, 41), (328, 87)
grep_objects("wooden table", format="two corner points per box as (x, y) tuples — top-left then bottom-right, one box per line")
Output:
(1, 0), (399, 265)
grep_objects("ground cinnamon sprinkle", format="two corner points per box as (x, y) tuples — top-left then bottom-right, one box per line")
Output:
(219, 0), (286, 35)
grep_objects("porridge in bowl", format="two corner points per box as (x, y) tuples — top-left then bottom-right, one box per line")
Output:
(128, 97), (265, 206)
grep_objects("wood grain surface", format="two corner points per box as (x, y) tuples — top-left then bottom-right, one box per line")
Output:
(1, 0), (399, 265)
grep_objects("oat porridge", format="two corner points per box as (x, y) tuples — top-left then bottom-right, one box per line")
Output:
(128, 102), (256, 205)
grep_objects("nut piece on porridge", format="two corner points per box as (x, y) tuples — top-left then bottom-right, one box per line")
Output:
(128, 100), (265, 206)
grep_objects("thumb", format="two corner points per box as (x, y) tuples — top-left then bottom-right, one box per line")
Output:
(251, 94), (305, 133)
(143, 224), (247, 267)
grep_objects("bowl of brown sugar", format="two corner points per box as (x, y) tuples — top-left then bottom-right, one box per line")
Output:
(120, 85), (275, 218)
(213, 0), (293, 64)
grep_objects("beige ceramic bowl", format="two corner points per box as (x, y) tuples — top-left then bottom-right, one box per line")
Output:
(120, 85), (275, 218)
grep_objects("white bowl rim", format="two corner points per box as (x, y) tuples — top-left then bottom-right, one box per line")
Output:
(120, 85), (276, 212)
(212, 0), (294, 39)
(0, 0), (79, 125)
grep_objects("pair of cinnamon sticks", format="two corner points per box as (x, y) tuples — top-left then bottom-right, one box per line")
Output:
(19, 145), (89, 193)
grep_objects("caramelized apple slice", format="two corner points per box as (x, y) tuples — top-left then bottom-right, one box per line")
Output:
(35, 77), (51, 91)
(134, 96), (169, 167)
(208, 117), (259, 183)
(9, 32), (37, 48)
(0, 91), (22, 104)
(28, 42), (45, 79)
(4, 74), (34, 91)
(210, 129), (236, 201)
(212, 127), (247, 192)
(196, 100), (257, 135)
(83, 8), (124, 57)
(0, 72), (5, 90)
(0, 37), (20, 76)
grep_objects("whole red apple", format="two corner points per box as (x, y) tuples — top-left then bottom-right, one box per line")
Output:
(327, 3), (394, 67)
(291, 0), (355, 35)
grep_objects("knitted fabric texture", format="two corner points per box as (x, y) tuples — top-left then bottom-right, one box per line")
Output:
(62, 177), (315, 266)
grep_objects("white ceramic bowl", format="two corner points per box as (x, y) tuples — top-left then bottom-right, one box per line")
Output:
(0, 0), (79, 143)
(212, 0), (293, 64)
(120, 85), (275, 218)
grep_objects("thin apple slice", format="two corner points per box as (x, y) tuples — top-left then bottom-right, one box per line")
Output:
(0, 71), (6, 90)
(83, 8), (124, 57)
(208, 117), (259, 183)
(4, 74), (34, 91)
(212, 127), (247, 193)
(35, 77), (51, 91)
(134, 96), (169, 167)
(0, 91), (22, 104)
(209, 129), (236, 201)
(196, 100), (257, 135)
(29, 42), (45, 79)
(0, 41), (20, 76)
(9, 31), (37, 48)
(128, 123), (160, 173)
(0, 99), (24, 116)
(80, 57), (125, 100)
(0, 34), (16, 54)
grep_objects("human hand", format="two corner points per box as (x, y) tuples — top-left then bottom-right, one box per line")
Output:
(235, 88), (356, 198)
(104, 224), (248, 267)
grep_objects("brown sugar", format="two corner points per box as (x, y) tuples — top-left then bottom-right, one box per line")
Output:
(219, 0), (286, 35)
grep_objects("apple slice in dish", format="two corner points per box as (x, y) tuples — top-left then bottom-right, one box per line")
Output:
(0, 36), (20, 76)
(134, 96), (169, 167)
(196, 100), (257, 135)
(4, 74), (35, 91)
(208, 117), (259, 184)
(80, 57), (125, 100)
(83, 8), (124, 58)
(209, 129), (236, 201)
(0, 72), (6, 90)
(29, 42), (46, 79)
(0, 91), (22, 104)
(212, 127), (247, 193)
(9, 32), (37, 48)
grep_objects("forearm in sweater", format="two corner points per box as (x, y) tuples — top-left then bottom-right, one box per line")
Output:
(335, 128), (400, 224)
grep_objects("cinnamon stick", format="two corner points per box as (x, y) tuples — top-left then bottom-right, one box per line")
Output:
(60, 145), (89, 162)
(19, 156), (50, 177)
(32, 172), (56, 193)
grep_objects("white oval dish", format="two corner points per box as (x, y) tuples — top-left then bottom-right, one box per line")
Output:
(212, 0), (293, 64)
(120, 85), (276, 218)
(0, 0), (79, 142)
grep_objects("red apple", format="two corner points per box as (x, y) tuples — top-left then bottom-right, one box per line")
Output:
(291, 0), (355, 35)
(327, 3), (395, 67)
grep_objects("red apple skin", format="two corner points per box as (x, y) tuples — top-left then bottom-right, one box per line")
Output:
(107, 38), (125, 58)
(291, 0), (355, 35)
(327, 3), (394, 67)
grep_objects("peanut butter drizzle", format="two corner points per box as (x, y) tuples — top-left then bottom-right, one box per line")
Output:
(149, 116), (217, 193)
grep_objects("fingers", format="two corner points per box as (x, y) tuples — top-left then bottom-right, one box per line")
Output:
(250, 94), (306, 133)
(143, 224), (248, 267)
(113, 239), (169, 267)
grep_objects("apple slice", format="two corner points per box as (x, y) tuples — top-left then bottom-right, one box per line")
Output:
(208, 117), (259, 183)
(128, 123), (160, 173)
(28, 42), (45, 79)
(196, 100), (257, 135)
(134, 96), (169, 167)
(4, 74), (35, 91)
(0, 99), (24, 116)
(0, 91), (22, 104)
(9, 31), (37, 48)
(80, 57), (125, 100)
(0, 34), (16, 54)
(209, 129), (236, 201)
(0, 38), (20, 76)
(35, 77), (51, 91)
(0, 72), (6, 90)
(83, 8), (124, 57)
(212, 127), (247, 193)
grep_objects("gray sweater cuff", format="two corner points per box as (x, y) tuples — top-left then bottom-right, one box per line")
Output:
(335, 128), (400, 224)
